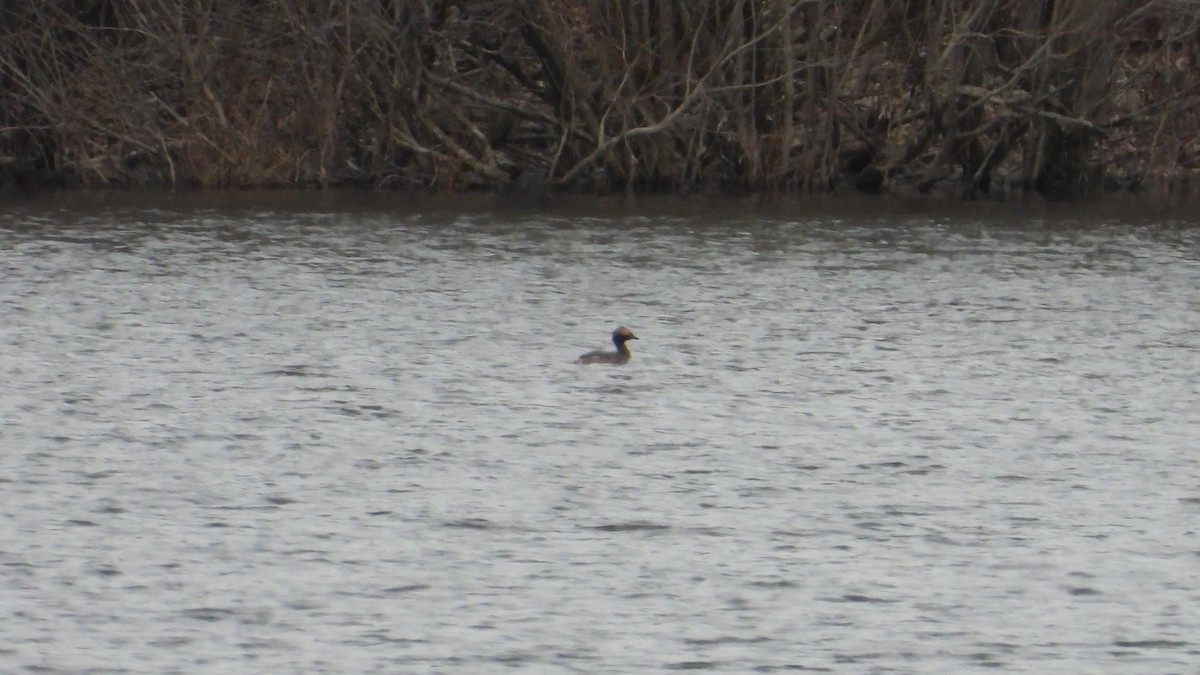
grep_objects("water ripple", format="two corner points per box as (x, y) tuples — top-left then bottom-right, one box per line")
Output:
(2, 195), (1199, 673)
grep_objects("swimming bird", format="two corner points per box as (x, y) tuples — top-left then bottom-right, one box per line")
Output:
(576, 326), (638, 365)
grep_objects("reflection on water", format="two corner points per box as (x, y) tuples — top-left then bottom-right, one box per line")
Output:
(2, 192), (1199, 673)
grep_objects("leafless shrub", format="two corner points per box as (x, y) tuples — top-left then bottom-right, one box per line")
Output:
(1, 0), (1197, 195)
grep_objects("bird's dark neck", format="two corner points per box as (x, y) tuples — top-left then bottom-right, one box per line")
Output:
(614, 338), (631, 357)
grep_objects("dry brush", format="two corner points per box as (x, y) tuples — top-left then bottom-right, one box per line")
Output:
(1, 0), (1198, 196)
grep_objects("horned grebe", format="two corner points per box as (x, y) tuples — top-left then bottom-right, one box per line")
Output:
(576, 326), (638, 365)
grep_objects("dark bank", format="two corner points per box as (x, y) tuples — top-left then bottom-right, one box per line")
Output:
(2, 1), (1199, 198)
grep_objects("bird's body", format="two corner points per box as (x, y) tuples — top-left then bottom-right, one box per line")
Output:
(576, 326), (638, 365)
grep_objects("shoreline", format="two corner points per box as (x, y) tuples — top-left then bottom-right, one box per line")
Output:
(2, 0), (1200, 198)
(3, 1), (1199, 200)
(6, 170), (1200, 203)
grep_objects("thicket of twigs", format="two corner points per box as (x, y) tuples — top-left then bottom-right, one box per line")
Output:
(2, 1), (1199, 196)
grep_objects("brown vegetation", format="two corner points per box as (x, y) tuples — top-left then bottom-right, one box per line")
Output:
(2, 0), (1199, 197)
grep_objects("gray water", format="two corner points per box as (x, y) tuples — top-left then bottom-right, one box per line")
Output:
(2, 192), (1199, 674)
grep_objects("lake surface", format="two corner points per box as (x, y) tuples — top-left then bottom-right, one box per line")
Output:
(2, 191), (1199, 673)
